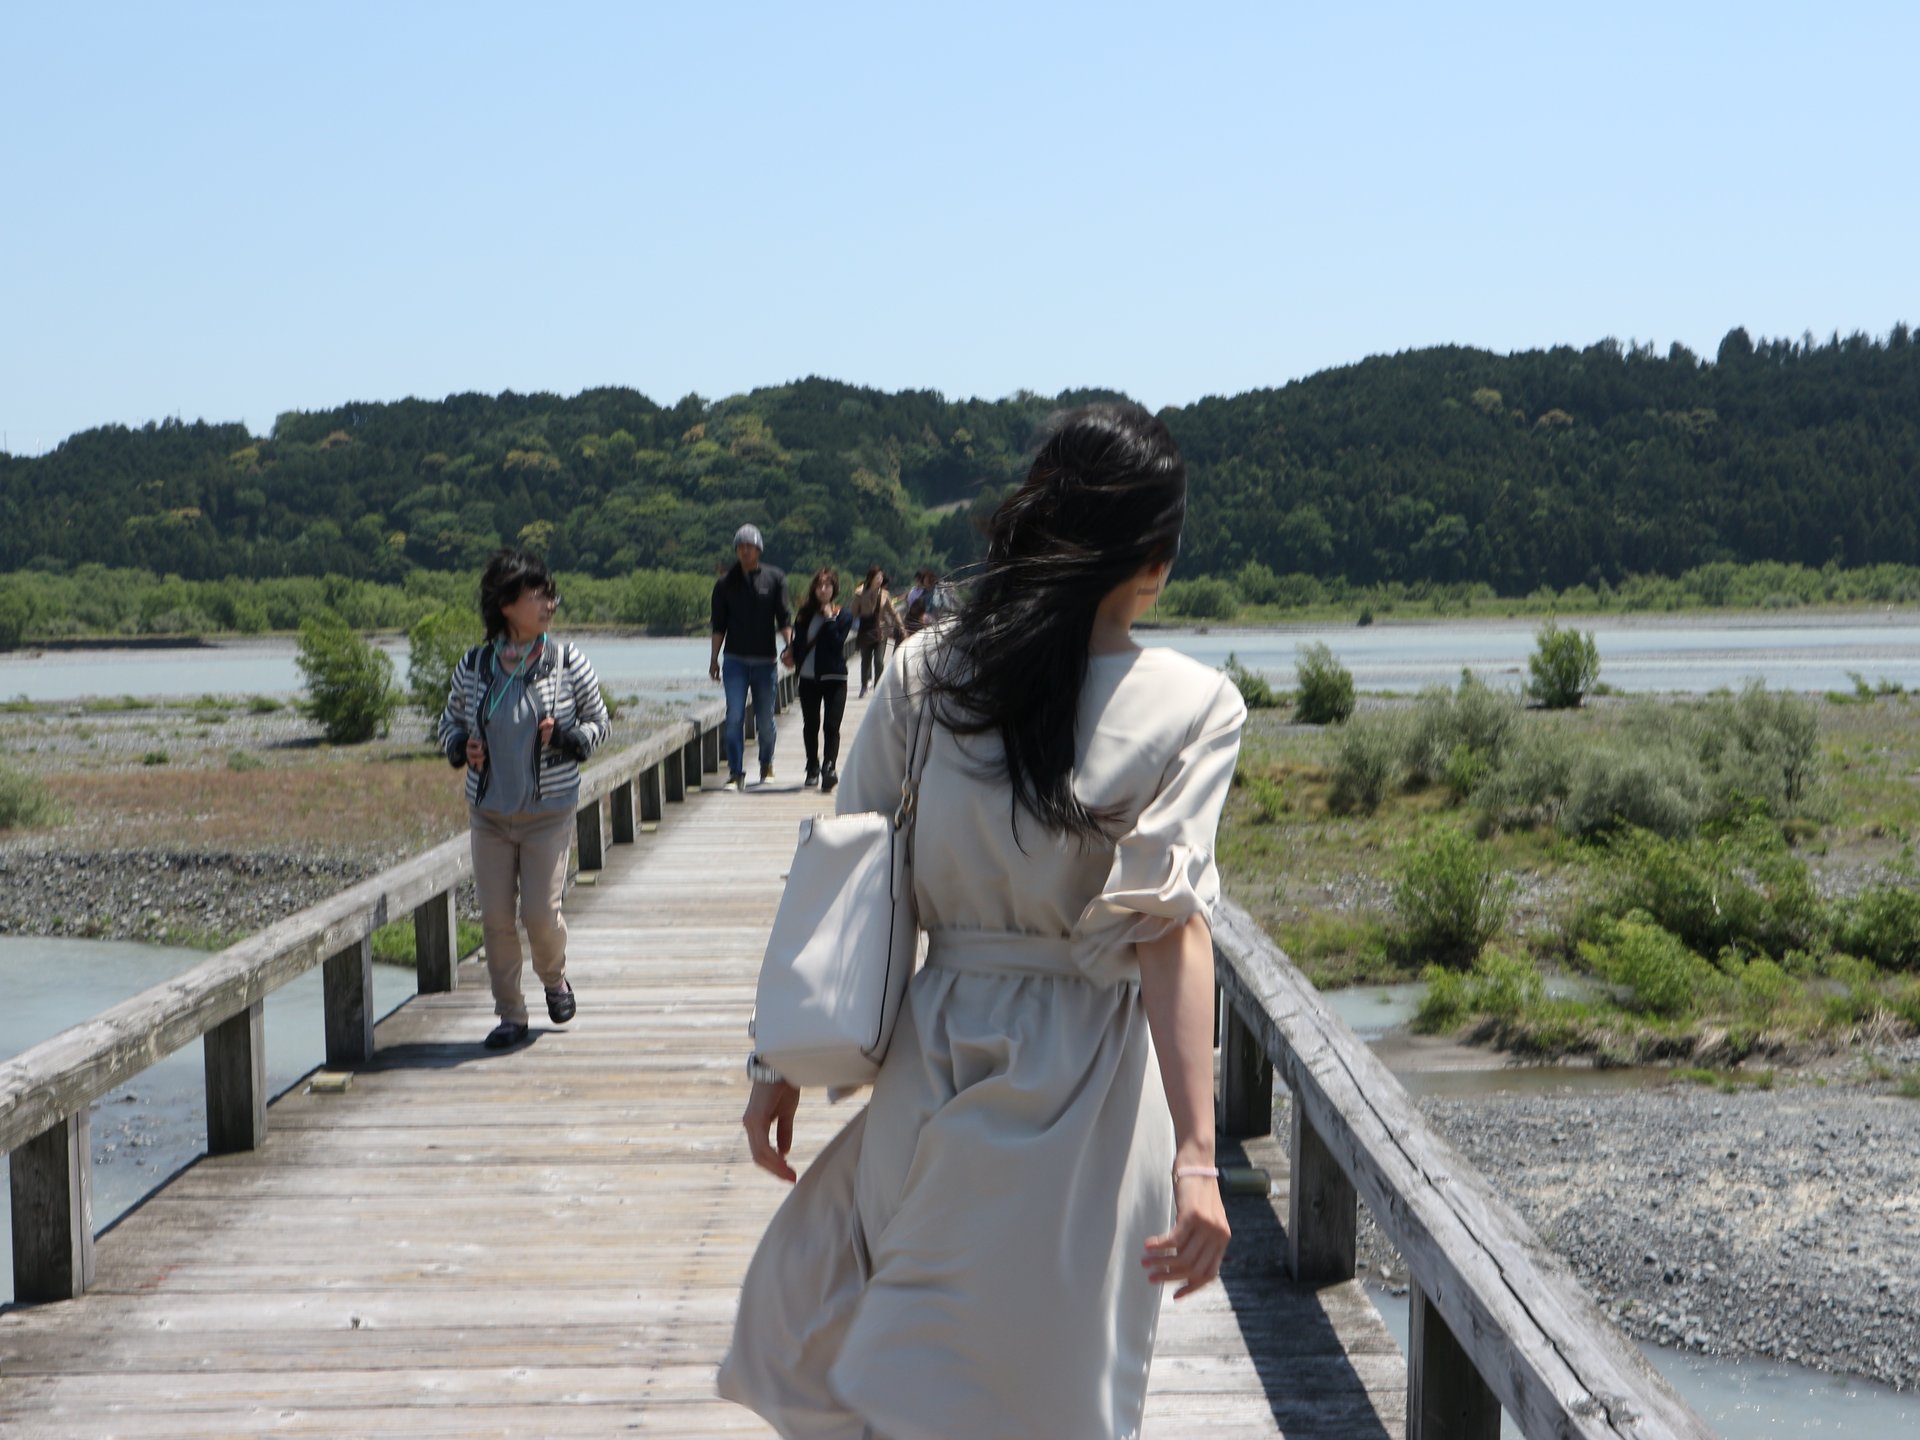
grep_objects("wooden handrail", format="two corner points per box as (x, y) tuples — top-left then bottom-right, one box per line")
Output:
(3, 694), (744, 1304)
(1211, 899), (1719, 1440)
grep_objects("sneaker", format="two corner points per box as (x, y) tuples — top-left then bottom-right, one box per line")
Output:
(726, 772), (745, 792)
(546, 979), (576, 1024)
(760, 764), (776, 784)
(483, 1021), (529, 1050)
(804, 765), (820, 787)
(821, 765), (838, 795)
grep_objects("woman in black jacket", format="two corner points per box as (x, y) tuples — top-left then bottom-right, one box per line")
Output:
(783, 567), (857, 791)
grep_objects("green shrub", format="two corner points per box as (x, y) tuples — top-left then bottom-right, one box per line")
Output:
(1474, 725), (1580, 831)
(1294, 642), (1355, 725)
(0, 586), (30, 650)
(296, 613), (400, 744)
(1328, 715), (1401, 816)
(1577, 913), (1718, 1017)
(1244, 773), (1288, 823)
(1597, 826), (1822, 959)
(142, 750), (169, 766)
(1403, 671), (1519, 789)
(226, 751), (263, 772)
(1159, 577), (1238, 620)
(1415, 948), (1544, 1031)
(406, 607), (482, 729)
(623, 570), (711, 635)
(1391, 825), (1514, 968)
(246, 695), (283, 714)
(1234, 561), (1282, 606)
(1527, 618), (1601, 709)
(1703, 682), (1822, 817)
(1562, 745), (1707, 839)
(0, 765), (63, 829)
(1223, 654), (1279, 710)
(1834, 884), (1920, 970)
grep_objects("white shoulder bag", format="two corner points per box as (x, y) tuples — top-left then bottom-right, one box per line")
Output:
(749, 692), (934, 1089)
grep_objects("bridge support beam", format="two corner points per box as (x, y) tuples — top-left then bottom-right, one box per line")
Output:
(414, 889), (458, 993)
(682, 738), (702, 794)
(639, 763), (663, 824)
(577, 798), (606, 872)
(701, 727), (720, 774)
(1409, 1277), (1501, 1440)
(1220, 998), (1272, 1138)
(1288, 1102), (1357, 1286)
(204, 999), (266, 1154)
(323, 936), (375, 1067)
(611, 779), (637, 844)
(9, 1109), (94, 1302)
(664, 748), (686, 803)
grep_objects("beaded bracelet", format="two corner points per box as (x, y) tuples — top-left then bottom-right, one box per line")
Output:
(1174, 1165), (1220, 1181)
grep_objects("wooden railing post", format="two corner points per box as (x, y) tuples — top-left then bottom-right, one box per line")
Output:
(664, 746), (687, 803)
(1289, 1098), (1358, 1286)
(681, 738), (701, 793)
(611, 778), (637, 844)
(701, 726), (720, 774)
(639, 762), (664, 823)
(204, 999), (266, 1154)
(9, 1109), (94, 1301)
(323, 936), (375, 1066)
(1409, 1277), (1501, 1440)
(1219, 998), (1273, 1138)
(413, 888), (458, 993)
(577, 797), (606, 871)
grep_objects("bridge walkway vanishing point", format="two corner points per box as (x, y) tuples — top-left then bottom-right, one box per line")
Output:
(0, 689), (1407, 1438)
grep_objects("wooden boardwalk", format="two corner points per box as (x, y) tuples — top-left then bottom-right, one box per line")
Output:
(0, 695), (1405, 1438)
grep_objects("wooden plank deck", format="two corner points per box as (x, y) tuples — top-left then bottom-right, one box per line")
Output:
(0, 695), (1406, 1438)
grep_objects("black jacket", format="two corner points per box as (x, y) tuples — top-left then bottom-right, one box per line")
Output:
(710, 562), (791, 660)
(789, 608), (856, 681)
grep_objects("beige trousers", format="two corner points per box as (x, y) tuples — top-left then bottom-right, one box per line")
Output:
(469, 805), (573, 1025)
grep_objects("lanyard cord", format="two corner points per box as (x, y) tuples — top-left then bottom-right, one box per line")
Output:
(483, 633), (545, 723)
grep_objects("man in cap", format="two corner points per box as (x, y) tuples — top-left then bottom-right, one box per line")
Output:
(708, 524), (792, 789)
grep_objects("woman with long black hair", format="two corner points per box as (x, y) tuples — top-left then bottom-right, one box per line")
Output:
(721, 404), (1246, 1438)
(785, 566), (857, 791)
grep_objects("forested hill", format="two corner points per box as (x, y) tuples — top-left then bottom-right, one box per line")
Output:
(3, 325), (1915, 592)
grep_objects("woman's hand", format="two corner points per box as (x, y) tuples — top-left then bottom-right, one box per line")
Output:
(464, 737), (487, 770)
(1143, 1173), (1231, 1299)
(538, 716), (556, 747)
(743, 1079), (801, 1182)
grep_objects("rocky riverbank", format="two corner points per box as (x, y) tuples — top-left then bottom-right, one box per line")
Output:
(1326, 1066), (1920, 1393)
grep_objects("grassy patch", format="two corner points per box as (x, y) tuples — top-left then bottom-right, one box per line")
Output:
(370, 917), (485, 967)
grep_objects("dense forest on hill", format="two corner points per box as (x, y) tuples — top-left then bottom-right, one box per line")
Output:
(2, 325), (1914, 594)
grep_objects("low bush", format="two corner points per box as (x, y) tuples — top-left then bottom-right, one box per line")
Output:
(1561, 745), (1707, 839)
(0, 765), (63, 829)
(623, 570), (711, 635)
(1577, 912), (1718, 1018)
(1328, 715), (1401, 815)
(1159, 577), (1238, 620)
(1527, 619), (1601, 708)
(1391, 825), (1514, 969)
(1403, 672), (1519, 790)
(1594, 825), (1822, 959)
(1294, 642), (1355, 725)
(1834, 883), (1920, 971)
(1415, 948), (1544, 1031)
(1223, 654), (1280, 710)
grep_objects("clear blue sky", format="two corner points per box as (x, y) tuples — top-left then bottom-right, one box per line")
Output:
(2, 1), (1914, 456)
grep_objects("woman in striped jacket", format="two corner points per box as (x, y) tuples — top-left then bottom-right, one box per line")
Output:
(438, 550), (611, 1049)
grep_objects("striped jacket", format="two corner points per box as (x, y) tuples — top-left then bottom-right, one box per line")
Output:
(437, 637), (611, 808)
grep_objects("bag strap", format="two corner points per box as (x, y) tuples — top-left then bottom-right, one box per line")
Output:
(892, 680), (936, 849)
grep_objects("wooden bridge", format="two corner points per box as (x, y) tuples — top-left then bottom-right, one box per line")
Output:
(0, 686), (1713, 1438)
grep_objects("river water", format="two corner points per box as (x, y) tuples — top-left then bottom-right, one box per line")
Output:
(3, 613), (1918, 703)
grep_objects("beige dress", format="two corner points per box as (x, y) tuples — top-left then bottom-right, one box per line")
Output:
(719, 630), (1247, 1440)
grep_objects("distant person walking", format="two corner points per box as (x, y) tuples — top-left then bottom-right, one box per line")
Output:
(849, 565), (903, 697)
(785, 567), (857, 791)
(904, 567), (943, 635)
(709, 524), (792, 790)
(438, 549), (609, 1050)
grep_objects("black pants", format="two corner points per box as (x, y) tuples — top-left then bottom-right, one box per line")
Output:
(858, 641), (886, 692)
(798, 677), (848, 773)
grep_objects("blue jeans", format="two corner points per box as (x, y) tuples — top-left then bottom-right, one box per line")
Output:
(722, 655), (778, 777)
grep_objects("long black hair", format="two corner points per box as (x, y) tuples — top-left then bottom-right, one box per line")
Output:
(478, 549), (555, 641)
(921, 403), (1186, 843)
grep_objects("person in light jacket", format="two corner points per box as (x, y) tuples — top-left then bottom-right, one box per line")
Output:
(438, 549), (610, 1050)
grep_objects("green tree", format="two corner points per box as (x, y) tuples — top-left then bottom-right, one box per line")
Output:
(406, 607), (482, 734)
(297, 613), (399, 743)
(1294, 642), (1356, 724)
(1526, 619), (1600, 709)
(0, 585), (29, 649)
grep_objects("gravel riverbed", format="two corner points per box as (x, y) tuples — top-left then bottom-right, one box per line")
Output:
(1320, 1068), (1920, 1392)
